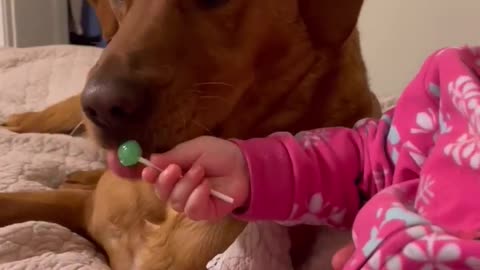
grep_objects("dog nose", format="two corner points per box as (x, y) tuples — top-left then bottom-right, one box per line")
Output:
(81, 77), (150, 129)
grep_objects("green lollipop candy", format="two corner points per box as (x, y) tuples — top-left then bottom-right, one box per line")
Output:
(118, 140), (143, 167)
(118, 140), (162, 171)
(117, 140), (235, 204)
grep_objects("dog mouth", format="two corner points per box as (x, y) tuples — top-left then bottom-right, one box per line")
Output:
(105, 146), (154, 180)
(106, 150), (144, 180)
(104, 140), (168, 180)
(85, 120), (170, 180)
(95, 131), (157, 180)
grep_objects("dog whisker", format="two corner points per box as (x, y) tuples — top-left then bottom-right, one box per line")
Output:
(191, 119), (212, 134)
(179, 111), (187, 131)
(191, 88), (231, 107)
(194, 82), (234, 88)
(70, 121), (85, 136)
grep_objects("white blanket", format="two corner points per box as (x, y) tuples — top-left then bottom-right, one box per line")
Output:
(0, 45), (108, 269)
(0, 45), (398, 270)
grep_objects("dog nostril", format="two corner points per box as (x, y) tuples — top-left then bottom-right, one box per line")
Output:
(81, 76), (149, 128)
(85, 107), (97, 119)
(110, 106), (128, 119)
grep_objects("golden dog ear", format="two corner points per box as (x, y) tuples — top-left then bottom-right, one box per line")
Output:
(87, 0), (118, 42)
(298, 0), (364, 48)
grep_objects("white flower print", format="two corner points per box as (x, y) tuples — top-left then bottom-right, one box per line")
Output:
(439, 111), (453, 135)
(429, 83), (441, 99)
(390, 149), (400, 165)
(362, 226), (382, 256)
(388, 125), (401, 145)
(388, 125), (402, 164)
(411, 108), (437, 135)
(444, 75), (480, 169)
(415, 175), (436, 214)
(405, 225), (445, 240)
(328, 206), (347, 224)
(384, 255), (403, 270)
(469, 98), (480, 115)
(368, 250), (381, 270)
(376, 208), (384, 219)
(404, 141), (427, 167)
(406, 226), (429, 239)
(469, 109), (480, 134)
(275, 193), (346, 226)
(309, 193), (323, 211)
(380, 206), (427, 228)
(465, 257), (480, 269)
(381, 114), (393, 125)
(448, 75), (480, 118)
(444, 132), (480, 169)
(295, 129), (329, 149)
(403, 233), (461, 270)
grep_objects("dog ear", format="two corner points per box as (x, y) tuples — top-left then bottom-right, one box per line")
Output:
(87, 0), (119, 42)
(298, 0), (364, 48)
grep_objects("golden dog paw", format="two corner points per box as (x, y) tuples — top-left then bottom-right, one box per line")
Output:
(2, 112), (49, 133)
(2, 95), (83, 134)
(60, 170), (105, 190)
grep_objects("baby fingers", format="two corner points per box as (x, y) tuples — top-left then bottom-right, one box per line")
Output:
(152, 164), (183, 201)
(184, 181), (216, 221)
(169, 165), (205, 213)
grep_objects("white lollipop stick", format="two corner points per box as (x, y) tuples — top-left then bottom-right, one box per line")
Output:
(139, 157), (164, 172)
(138, 157), (235, 204)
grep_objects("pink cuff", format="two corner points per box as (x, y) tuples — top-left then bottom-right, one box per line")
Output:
(230, 137), (296, 221)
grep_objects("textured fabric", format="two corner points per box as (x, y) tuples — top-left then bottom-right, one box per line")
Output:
(0, 45), (108, 269)
(235, 46), (480, 269)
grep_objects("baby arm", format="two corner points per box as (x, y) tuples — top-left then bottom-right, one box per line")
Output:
(233, 115), (396, 227)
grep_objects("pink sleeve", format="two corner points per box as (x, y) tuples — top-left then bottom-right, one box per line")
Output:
(232, 118), (394, 227)
(233, 49), (442, 228)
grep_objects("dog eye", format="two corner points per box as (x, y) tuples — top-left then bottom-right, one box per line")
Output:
(196, 0), (229, 9)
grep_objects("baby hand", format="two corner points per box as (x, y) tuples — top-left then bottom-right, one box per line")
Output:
(141, 136), (250, 221)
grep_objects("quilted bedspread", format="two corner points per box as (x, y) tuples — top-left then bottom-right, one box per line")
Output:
(0, 45), (108, 269)
(0, 45), (398, 270)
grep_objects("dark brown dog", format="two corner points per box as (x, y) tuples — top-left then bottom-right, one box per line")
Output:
(0, 0), (380, 269)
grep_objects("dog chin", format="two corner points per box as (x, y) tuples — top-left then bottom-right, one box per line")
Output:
(106, 150), (144, 180)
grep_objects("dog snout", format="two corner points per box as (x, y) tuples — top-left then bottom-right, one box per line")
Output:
(81, 76), (151, 129)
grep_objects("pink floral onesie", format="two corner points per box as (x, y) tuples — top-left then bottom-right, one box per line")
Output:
(233, 46), (480, 269)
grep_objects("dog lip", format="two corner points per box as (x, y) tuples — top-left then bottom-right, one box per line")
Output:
(104, 141), (157, 180)
(106, 150), (143, 179)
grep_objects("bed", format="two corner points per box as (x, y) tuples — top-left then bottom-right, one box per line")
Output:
(0, 45), (398, 270)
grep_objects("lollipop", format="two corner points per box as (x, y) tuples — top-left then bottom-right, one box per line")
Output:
(118, 140), (234, 204)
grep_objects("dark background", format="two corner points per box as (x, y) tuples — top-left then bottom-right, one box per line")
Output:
(68, 0), (107, 48)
